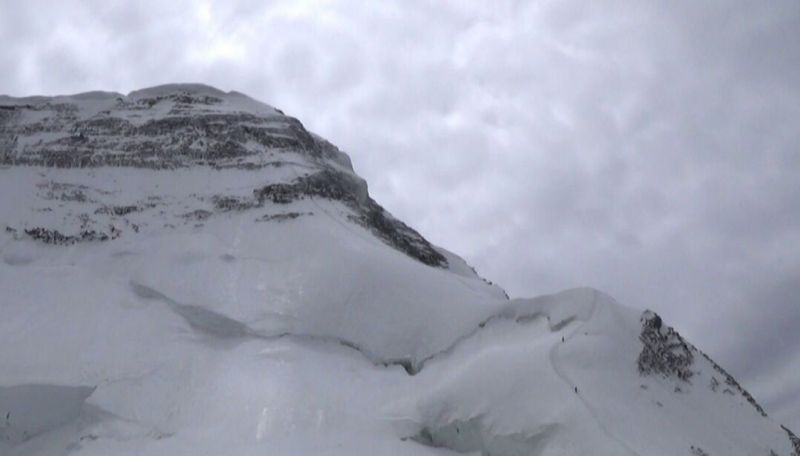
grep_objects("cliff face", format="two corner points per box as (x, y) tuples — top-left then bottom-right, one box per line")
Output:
(0, 83), (447, 267)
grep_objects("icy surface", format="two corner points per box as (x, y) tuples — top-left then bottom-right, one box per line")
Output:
(0, 84), (797, 455)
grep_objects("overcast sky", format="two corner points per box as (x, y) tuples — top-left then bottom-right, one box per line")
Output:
(1, 0), (798, 431)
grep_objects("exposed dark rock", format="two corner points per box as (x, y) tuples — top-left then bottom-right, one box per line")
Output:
(182, 209), (213, 221)
(254, 169), (366, 206)
(95, 205), (139, 216)
(697, 349), (768, 418)
(1, 104), (320, 168)
(253, 169), (446, 267)
(0, 85), (356, 170)
(36, 181), (90, 203)
(348, 202), (447, 268)
(637, 310), (694, 381)
(1, 86), (449, 268)
(256, 212), (311, 222)
(637, 310), (771, 419)
(77, 213), (92, 230)
(782, 425), (800, 456)
(24, 227), (111, 245)
(211, 195), (258, 212)
(253, 183), (297, 204)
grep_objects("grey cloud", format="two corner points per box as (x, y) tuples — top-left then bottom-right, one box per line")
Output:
(727, 278), (800, 376)
(721, 275), (800, 431)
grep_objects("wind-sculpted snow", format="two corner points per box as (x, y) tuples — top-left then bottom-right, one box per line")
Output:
(1, 252), (797, 455)
(411, 418), (560, 455)
(131, 282), (253, 340)
(399, 288), (598, 374)
(402, 292), (798, 456)
(1, 84), (797, 455)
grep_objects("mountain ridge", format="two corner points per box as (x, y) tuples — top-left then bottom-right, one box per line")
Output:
(0, 83), (454, 268)
(0, 84), (796, 456)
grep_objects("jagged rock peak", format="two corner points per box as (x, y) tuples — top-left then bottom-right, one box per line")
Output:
(637, 310), (769, 418)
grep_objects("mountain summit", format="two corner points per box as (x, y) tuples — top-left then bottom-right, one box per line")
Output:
(0, 84), (797, 455)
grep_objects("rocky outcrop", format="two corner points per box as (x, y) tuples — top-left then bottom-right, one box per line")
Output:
(0, 84), (448, 268)
(698, 349), (768, 417)
(0, 85), (340, 169)
(254, 169), (446, 267)
(783, 425), (800, 456)
(637, 310), (770, 419)
(23, 227), (115, 245)
(637, 311), (695, 381)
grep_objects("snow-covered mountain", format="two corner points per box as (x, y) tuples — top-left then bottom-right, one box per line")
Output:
(0, 83), (796, 455)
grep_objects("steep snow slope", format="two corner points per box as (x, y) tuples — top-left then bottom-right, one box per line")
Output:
(0, 84), (797, 455)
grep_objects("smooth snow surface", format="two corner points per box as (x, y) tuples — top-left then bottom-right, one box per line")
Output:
(1, 84), (797, 455)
